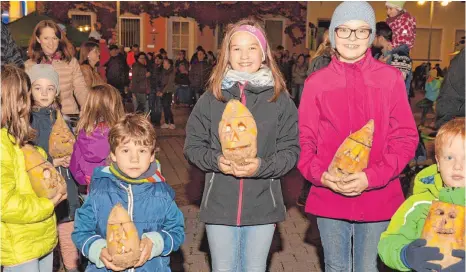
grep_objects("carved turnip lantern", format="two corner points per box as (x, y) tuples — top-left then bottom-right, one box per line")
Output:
(328, 119), (374, 179)
(49, 111), (75, 159)
(219, 99), (257, 165)
(22, 144), (67, 199)
(421, 201), (465, 268)
(106, 203), (141, 269)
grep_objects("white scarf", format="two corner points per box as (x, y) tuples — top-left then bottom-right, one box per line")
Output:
(221, 66), (274, 89)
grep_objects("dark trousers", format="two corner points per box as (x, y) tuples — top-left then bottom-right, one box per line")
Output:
(148, 92), (162, 125)
(162, 93), (174, 124)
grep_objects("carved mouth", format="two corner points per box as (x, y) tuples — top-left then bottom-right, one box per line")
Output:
(226, 144), (251, 151)
(435, 228), (455, 234)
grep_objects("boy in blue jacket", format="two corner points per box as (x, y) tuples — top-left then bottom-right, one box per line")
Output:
(72, 114), (185, 271)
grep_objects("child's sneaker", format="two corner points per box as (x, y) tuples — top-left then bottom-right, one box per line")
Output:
(169, 124), (176, 130)
(161, 123), (170, 129)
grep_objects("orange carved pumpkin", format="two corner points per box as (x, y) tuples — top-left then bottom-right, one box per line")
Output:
(219, 99), (258, 165)
(106, 203), (141, 269)
(22, 144), (67, 199)
(328, 120), (374, 179)
(49, 111), (75, 159)
(421, 201), (465, 268)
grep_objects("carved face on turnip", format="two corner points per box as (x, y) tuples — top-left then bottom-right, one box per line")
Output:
(421, 201), (465, 268)
(219, 100), (257, 165)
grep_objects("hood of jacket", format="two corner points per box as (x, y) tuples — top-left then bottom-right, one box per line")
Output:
(412, 164), (443, 199)
(75, 124), (110, 163)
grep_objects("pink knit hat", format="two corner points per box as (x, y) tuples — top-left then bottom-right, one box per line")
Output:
(230, 25), (268, 61)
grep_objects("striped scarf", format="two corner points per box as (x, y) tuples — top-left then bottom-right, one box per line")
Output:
(109, 160), (165, 184)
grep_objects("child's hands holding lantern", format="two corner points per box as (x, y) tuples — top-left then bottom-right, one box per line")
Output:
(218, 156), (234, 175)
(53, 156), (71, 168)
(338, 172), (369, 196)
(230, 158), (260, 178)
(100, 247), (126, 271)
(134, 237), (153, 267)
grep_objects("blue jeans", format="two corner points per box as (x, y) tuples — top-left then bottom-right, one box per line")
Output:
(317, 217), (389, 272)
(206, 224), (275, 272)
(3, 252), (53, 272)
(176, 85), (192, 105)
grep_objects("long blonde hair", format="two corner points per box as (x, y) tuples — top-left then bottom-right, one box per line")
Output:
(1, 65), (35, 146)
(311, 29), (333, 61)
(207, 18), (287, 102)
(76, 84), (125, 135)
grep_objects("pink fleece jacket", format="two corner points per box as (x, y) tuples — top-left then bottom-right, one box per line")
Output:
(298, 50), (418, 222)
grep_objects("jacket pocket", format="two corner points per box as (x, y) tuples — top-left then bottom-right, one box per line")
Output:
(204, 173), (215, 208)
(269, 179), (277, 208)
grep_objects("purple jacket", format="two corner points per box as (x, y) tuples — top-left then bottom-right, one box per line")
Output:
(70, 125), (110, 185)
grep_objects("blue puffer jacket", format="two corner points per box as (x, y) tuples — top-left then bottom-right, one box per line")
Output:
(72, 165), (185, 272)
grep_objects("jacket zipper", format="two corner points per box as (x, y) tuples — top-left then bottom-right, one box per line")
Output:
(119, 183), (135, 272)
(204, 173), (215, 208)
(270, 179), (276, 208)
(236, 82), (247, 226)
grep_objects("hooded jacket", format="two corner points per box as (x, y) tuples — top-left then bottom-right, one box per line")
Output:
(298, 50), (418, 222)
(378, 165), (465, 271)
(70, 124), (110, 186)
(72, 162), (185, 271)
(1, 128), (57, 266)
(386, 11), (416, 49)
(184, 83), (299, 226)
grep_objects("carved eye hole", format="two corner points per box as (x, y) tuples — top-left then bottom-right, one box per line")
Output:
(449, 212), (457, 219)
(225, 125), (231, 132)
(435, 209), (445, 216)
(238, 122), (246, 132)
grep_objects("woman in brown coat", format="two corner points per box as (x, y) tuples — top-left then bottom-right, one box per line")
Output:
(79, 41), (105, 88)
(25, 20), (89, 116)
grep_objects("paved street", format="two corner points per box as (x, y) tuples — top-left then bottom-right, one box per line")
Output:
(156, 90), (434, 272)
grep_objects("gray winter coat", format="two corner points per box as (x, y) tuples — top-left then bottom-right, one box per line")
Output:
(184, 83), (299, 226)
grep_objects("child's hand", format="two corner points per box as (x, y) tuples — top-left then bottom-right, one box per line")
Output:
(218, 156), (233, 175)
(134, 237), (153, 267)
(339, 172), (369, 196)
(51, 191), (67, 207)
(404, 239), (443, 272)
(100, 247), (126, 271)
(231, 158), (260, 177)
(442, 249), (465, 272)
(53, 156), (71, 168)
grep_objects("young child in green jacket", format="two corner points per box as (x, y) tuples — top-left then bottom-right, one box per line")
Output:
(378, 118), (465, 272)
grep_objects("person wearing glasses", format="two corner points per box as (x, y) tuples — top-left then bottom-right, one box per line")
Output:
(298, 2), (418, 271)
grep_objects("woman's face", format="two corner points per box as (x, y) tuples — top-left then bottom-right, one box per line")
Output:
(163, 60), (171, 70)
(229, 31), (263, 74)
(138, 55), (146, 65)
(31, 78), (56, 107)
(88, 47), (100, 65)
(297, 55), (305, 65)
(197, 51), (205, 61)
(36, 27), (59, 56)
(335, 20), (371, 64)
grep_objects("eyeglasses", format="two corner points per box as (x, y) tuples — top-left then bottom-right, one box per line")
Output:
(335, 28), (372, 40)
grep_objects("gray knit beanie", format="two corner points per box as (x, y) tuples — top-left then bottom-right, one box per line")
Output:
(27, 64), (60, 96)
(329, 1), (376, 48)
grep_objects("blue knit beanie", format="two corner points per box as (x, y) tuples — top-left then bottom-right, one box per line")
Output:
(329, 1), (376, 48)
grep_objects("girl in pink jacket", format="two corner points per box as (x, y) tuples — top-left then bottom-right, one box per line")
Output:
(298, 2), (418, 271)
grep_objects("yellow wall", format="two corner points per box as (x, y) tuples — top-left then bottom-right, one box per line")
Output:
(307, 1), (465, 68)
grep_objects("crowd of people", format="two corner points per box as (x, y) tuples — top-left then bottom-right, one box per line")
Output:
(1, 1), (464, 272)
